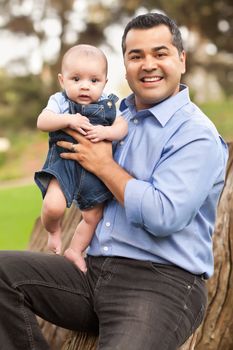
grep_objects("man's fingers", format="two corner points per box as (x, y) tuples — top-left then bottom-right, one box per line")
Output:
(56, 141), (80, 160)
(57, 141), (74, 150)
(77, 128), (87, 136)
(63, 128), (90, 144)
(60, 152), (79, 160)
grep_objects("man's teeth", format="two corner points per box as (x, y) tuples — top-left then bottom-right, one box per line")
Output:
(142, 77), (161, 82)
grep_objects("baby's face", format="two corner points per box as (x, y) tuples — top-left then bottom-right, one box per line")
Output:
(59, 53), (107, 105)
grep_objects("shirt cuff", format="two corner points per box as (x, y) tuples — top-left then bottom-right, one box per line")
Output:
(124, 178), (151, 227)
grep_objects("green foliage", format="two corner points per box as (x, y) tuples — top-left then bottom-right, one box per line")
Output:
(0, 73), (48, 132)
(0, 184), (41, 249)
(0, 153), (7, 167)
(200, 99), (233, 142)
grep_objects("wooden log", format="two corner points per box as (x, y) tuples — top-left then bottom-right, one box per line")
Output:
(29, 143), (233, 350)
(61, 332), (98, 350)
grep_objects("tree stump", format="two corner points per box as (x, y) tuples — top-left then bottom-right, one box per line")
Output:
(192, 142), (233, 350)
(29, 143), (233, 350)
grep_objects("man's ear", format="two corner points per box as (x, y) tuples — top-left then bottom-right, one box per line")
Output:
(180, 51), (186, 74)
(58, 73), (64, 88)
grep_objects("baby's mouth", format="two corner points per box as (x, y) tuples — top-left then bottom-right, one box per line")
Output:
(79, 94), (90, 99)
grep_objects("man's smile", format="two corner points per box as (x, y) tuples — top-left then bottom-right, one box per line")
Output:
(140, 75), (163, 83)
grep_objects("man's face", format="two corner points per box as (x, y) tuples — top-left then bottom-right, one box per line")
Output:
(123, 25), (186, 110)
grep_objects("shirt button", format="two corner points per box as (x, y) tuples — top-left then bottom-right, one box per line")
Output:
(103, 246), (109, 251)
(133, 118), (138, 124)
(105, 222), (111, 227)
(120, 140), (124, 145)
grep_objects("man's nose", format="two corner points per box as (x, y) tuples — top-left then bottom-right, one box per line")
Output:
(141, 56), (157, 71)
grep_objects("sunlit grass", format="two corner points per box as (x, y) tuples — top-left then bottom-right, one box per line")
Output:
(0, 184), (41, 249)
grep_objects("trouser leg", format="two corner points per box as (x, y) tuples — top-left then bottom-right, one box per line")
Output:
(0, 252), (207, 350)
(0, 251), (98, 350)
(92, 257), (207, 350)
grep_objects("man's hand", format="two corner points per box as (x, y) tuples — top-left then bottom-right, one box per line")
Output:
(57, 128), (113, 177)
(57, 128), (133, 206)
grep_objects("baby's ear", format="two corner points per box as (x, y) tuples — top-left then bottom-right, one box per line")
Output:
(58, 73), (64, 88)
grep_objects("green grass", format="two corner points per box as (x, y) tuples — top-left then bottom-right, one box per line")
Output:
(0, 184), (41, 249)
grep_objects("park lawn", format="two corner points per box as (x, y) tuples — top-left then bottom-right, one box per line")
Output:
(0, 184), (41, 249)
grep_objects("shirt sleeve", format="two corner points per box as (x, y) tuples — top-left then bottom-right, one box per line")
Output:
(124, 123), (227, 237)
(44, 92), (68, 114)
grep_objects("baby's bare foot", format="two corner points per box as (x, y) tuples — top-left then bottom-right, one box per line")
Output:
(48, 234), (61, 254)
(64, 248), (87, 273)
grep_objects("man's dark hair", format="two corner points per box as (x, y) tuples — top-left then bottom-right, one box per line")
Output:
(122, 12), (184, 54)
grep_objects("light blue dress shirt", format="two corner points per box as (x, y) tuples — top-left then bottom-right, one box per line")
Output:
(88, 85), (228, 278)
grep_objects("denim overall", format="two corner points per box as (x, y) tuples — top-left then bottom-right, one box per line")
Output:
(34, 93), (118, 210)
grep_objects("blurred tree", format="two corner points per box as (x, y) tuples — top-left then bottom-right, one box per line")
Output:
(0, 72), (47, 131)
(1, 0), (232, 83)
(0, 0), (232, 131)
(144, 0), (233, 98)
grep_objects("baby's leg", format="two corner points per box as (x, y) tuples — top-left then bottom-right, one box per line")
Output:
(41, 177), (67, 254)
(64, 203), (104, 272)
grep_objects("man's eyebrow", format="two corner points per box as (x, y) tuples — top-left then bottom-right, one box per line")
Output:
(127, 49), (143, 55)
(127, 45), (169, 55)
(152, 45), (169, 52)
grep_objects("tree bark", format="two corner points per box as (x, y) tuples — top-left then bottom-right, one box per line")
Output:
(192, 142), (233, 350)
(29, 143), (233, 350)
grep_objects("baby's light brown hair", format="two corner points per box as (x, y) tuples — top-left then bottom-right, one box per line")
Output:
(61, 44), (108, 76)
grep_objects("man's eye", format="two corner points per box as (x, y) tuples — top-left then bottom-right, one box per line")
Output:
(130, 55), (140, 60)
(157, 53), (166, 58)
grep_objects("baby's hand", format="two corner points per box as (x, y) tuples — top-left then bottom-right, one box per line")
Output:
(68, 114), (93, 135)
(86, 125), (108, 142)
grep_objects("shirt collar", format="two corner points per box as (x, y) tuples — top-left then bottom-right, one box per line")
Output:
(121, 84), (190, 127)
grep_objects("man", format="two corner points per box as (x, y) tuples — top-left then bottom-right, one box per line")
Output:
(0, 13), (228, 350)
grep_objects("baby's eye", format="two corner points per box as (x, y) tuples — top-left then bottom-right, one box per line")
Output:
(91, 78), (98, 83)
(73, 77), (79, 82)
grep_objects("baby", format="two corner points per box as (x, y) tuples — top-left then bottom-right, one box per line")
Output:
(35, 44), (128, 272)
